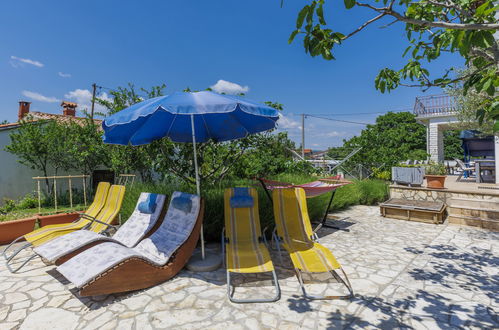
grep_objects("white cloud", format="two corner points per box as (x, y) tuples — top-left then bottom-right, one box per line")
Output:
(210, 79), (249, 95)
(277, 113), (301, 130)
(64, 88), (112, 114)
(22, 90), (59, 103)
(326, 131), (344, 137)
(10, 56), (44, 68)
(58, 72), (71, 78)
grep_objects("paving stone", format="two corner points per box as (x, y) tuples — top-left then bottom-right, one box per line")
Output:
(121, 295), (152, 311)
(4, 292), (28, 304)
(116, 318), (135, 330)
(20, 307), (78, 330)
(0, 205), (496, 329)
(83, 311), (114, 330)
(7, 308), (26, 322)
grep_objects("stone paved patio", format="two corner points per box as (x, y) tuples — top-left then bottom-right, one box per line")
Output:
(0, 205), (498, 329)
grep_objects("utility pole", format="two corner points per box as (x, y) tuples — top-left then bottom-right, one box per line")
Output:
(90, 83), (97, 119)
(301, 113), (305, 159)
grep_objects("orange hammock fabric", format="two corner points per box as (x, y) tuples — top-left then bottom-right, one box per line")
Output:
(258, 176), (351, 198)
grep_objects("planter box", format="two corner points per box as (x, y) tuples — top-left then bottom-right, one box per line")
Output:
(392, 167), (425, 186)
(38, 212), (81, 227)
(380, 198), (446, 224)
(0, 217), (37, 245)
(425, 175), (446, 189)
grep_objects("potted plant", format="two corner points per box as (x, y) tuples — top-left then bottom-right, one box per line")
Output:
(425, 162), (447, 189)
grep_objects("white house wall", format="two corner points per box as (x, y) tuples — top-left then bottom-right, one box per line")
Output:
(0, 129), (86, 205)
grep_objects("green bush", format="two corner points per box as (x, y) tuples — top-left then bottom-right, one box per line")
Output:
(120, 175), (389, 242)
(0, 199), (16, 214)
(16, 194), (38, 210)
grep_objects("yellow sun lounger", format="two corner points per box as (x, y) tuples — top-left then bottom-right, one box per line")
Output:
(272, 187), (353, 300)
(222, 187), (280, 303)
(3, 183), (126, 273)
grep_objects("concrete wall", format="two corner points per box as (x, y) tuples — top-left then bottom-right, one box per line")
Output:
(0, 128), (86, 205)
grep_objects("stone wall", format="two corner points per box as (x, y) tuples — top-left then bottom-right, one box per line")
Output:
(390, 186), (499, 204)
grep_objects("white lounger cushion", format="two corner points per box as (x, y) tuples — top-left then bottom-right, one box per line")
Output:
(34, 193), (166, 262)
(57, 192), (200, 288)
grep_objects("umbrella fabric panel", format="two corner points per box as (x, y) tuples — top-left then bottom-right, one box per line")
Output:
(104, 106), (278, 145)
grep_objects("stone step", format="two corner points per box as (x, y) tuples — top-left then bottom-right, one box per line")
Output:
(448, 206), (499, 220)
(447, 197), (499, 210)
(447, 215), (499, 231)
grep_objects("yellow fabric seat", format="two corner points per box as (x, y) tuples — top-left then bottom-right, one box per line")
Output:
(223, 187), (280, 303)
(227, 241), (274, 273)
(25, 182), (110, 246)
(272, 187), (352, 300)
(283, 240), (340, 273)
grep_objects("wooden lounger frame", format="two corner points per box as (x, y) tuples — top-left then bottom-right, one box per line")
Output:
(78, 199), (205, 297)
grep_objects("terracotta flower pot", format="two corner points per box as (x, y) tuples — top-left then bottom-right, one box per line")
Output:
(0, 217), (37, 245)
(425, 175), (446, 189)
(38, 212), (81, 227)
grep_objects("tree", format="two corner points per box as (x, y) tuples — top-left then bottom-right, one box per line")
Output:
(288, 0), (498, 129)
(96, 83), (168, 180)
(5, 119), (72, 193)
(65, 117), (108, 175)
(338, 112), (428, 169)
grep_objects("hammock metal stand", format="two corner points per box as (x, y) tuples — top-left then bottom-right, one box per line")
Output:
(257, 176), (352, 231)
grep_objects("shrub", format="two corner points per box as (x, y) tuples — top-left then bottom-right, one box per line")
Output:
(16, 194), (38, 210)
(120, 176), (389, 241)
(0, 199), (16, 214)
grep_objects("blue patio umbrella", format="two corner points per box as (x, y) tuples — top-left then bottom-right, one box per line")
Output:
(102, 91), (279, 259)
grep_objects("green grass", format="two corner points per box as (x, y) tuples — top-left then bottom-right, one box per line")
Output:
(120, 175), (389, 242)
(0, 205), (86, 222)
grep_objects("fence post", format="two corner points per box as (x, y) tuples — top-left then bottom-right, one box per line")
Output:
(54, 177), (57, 212)
(68, 176), (73, 209)
(37, 180), (41, 214)
(83, 176), (87, 207)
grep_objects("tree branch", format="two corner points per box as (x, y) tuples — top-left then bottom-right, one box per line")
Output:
(355, 1), (499, 30)
(343, 13), (387, 40)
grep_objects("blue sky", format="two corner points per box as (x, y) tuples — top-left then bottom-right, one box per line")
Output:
(0, 0), (464, 149)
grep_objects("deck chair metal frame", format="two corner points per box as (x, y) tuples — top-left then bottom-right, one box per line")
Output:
(2, 213), (99, 273)
(3, 184), (124, 273)
(222, 187), (281, 304)
(272, 233), (353, 300)
(271, 187), (353, 301)
(222, 228), (281, 303)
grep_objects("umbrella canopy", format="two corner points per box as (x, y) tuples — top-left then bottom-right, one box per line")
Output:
(102, 91), (280, 263)
(102, 91), (279, 145)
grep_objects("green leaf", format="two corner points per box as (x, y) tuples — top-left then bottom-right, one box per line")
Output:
(316, 4), (326, 25)
(344, 0), (355, 9)
(475, 1), (491, 17)
(494, 121), (499, 132)
(288, 30), (299, 44)
(296, 6), (308, 28)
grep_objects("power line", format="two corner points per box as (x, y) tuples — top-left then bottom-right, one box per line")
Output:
(305, 114), (370, 125)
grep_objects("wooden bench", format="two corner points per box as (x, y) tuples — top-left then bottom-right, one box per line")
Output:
(380, 198), (446, 224)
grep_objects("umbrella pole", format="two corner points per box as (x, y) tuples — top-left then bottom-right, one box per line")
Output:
(191, 114), (205, 260)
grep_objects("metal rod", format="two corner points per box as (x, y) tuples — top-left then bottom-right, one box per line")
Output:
(191, 114), (204, 260)
(54, 177), (57, 212)
(83, 176), (87, 207)
(68, 177), (73, 209)
(37, 180), (41, 214)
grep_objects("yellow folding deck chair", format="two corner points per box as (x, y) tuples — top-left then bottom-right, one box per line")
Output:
(4, 183), (125, 273)
(272, 187), (353, 300)
(222, 187), (280, 303)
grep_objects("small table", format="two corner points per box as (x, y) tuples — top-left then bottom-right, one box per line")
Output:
(475, 159), (495, 183)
